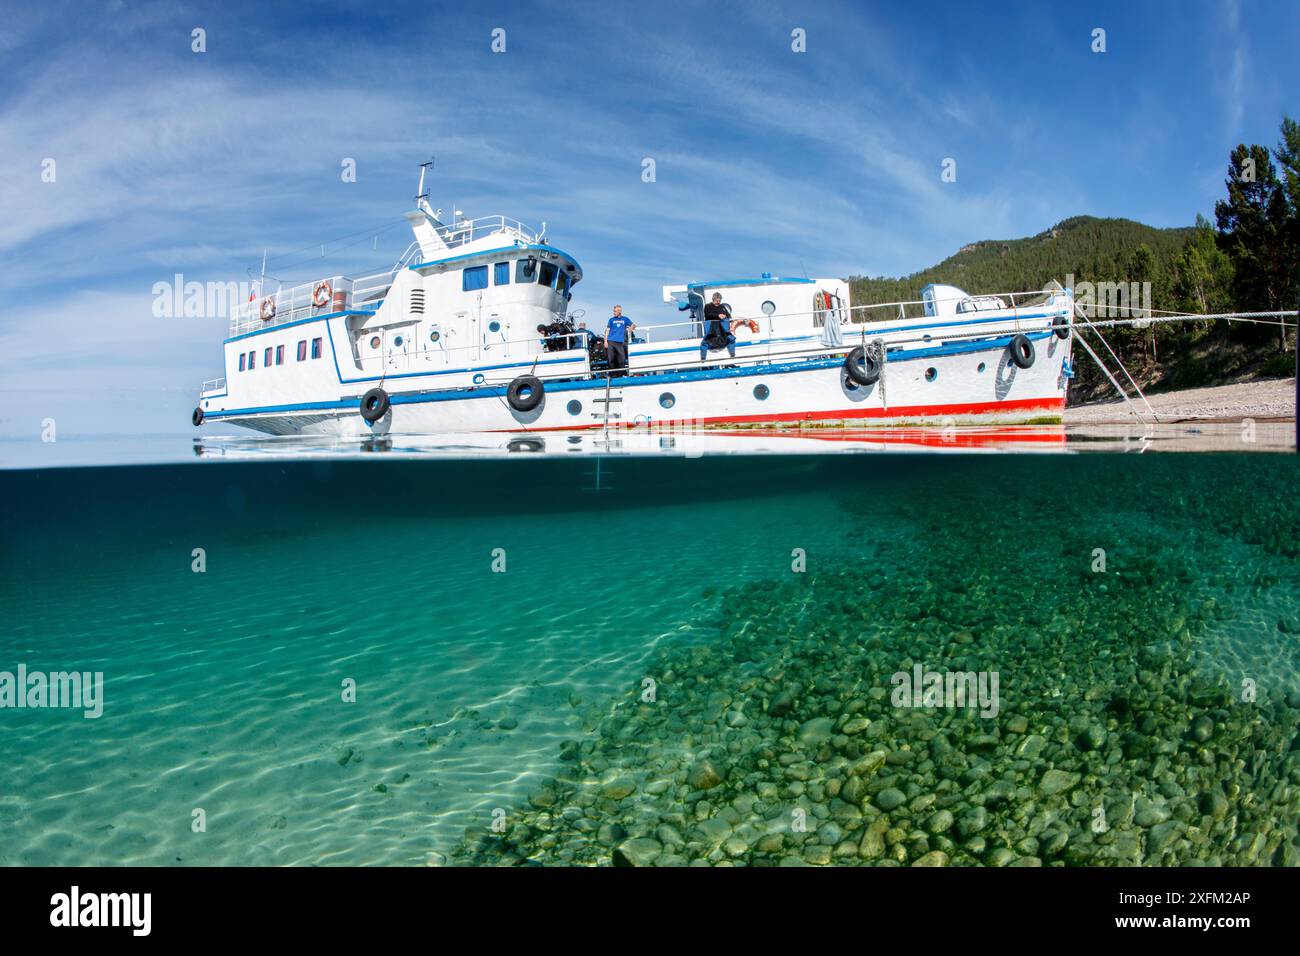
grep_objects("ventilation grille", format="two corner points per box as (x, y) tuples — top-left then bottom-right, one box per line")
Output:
(410, 289), (426, 315)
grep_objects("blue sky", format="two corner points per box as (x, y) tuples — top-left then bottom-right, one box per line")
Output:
(0, 0), (1294, 445)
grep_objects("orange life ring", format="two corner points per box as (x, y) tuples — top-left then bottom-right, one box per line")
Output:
(731, 317), (759, 334)
(312, 280), (331, 308)
(260, 296), (276, 321)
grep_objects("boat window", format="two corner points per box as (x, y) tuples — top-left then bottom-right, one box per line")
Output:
(264, 347), (272, 367)
(557, 271), (571, 296)
(493, 262), (510, 286)
(516, 258), (538, 283)
(248, 350), (256, 370)
(463, 266), (489, 292)
(297, 340), (307, 361)
(311, 338), (322, 359)
(538, 261), (558, 288)
(239, 353), (246, 372)
(276, 345), (284, 365)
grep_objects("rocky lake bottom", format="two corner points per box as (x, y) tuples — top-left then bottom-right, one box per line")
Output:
(1, 453), (1297, 867)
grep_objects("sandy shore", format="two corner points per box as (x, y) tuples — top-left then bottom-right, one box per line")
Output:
(1065, 377), (1296, 424)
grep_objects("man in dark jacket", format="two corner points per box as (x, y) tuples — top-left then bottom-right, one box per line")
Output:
(700, 292), (736, 361)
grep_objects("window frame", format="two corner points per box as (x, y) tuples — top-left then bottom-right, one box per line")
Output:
(297, 340), (307, 361)
(493, 261), (511, 286)
(311, 337), (323, 359)
(462, 265), (489, 292)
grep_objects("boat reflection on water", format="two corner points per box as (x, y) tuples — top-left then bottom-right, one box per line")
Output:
(192, 424), (1072, 460)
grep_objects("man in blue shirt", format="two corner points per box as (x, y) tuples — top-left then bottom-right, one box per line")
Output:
(605, 305), (635, 375)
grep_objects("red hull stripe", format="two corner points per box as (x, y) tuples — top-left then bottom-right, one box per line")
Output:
(491, 396), (1065, 432)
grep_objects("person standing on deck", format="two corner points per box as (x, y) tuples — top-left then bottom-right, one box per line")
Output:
(605, 305), (635, 376)
(700, 292), (736, 362)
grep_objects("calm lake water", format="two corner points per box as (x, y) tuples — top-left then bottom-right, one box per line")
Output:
(1, 435), (1297, 866)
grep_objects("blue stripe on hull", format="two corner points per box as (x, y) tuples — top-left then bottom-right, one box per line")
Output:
(205, 331), (1054, 421)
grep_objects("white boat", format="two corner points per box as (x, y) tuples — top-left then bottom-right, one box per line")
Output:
(194, 172), (1076, 437)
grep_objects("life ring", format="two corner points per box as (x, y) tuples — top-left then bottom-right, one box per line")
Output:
(731, 317), (759, 334)
(1009, 334), (1036, 369)
(359, 387), (390, 423)
(844, 346), (880, 386)
(1051, 315), (1070, 340)
(191, 406), (204, 427)
(313, 280), (331, 308)
(506, 375), (544, 412)
(260, 296), (276, 321)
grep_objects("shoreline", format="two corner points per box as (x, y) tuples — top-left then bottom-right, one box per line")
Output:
(1065, 377), (1296, 425)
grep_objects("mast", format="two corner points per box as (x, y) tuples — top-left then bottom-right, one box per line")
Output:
(415, 158), (434, 216)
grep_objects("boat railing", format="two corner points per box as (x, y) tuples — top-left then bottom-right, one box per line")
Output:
(225, 221), (536, 336)
(634, 287), (1068, 343)
(201, 377), (225, 393)
(432, 214), (538, 250)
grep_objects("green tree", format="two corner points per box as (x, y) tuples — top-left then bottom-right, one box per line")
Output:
(1214, 142), (1292, 347)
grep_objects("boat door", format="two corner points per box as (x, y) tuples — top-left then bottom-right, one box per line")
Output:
(456, 310), (474, 361)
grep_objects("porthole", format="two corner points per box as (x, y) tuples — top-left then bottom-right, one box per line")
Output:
(753, 384), (770, 400)
(923, 334), (932, 342)
(977, 362), (986, 373)
(659, 392), (676, 409)
(761, 300), (776, 315)
(925, 367), (938, 382)
(488, 320), (501, 333)
(567, 399), (582, 416)
(369, 335), (381, 349)
(473, 373), (486, 385)
(430, 329), (441, 343)
(393, 335), (404, 347)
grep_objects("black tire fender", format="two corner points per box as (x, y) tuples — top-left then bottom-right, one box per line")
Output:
(506, 375), (544, 412)
(844, 346), (880, 386)
(192, 406), (204, 427)
(360, 387), (390, 423)
(1009, 334), (1035, 369)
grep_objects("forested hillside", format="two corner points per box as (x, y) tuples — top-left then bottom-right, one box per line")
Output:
(848, 116), (1299, 402)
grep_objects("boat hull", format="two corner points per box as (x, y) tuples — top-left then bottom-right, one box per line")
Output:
(215, 331), (1071, 437)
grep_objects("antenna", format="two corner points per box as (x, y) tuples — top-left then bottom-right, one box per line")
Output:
(416, 157), (434, 207)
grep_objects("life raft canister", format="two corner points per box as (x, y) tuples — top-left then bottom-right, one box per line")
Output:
(506, 375), (544, 412)
(1009, 333), (1036, 369)
(313, 280), (332, 308)
(260, 296), (276, 321)
(359, 387), (390, 423)
(843, 345), (880, 386)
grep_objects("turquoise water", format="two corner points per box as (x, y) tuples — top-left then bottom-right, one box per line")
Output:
(1, 453), (1298, 866)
